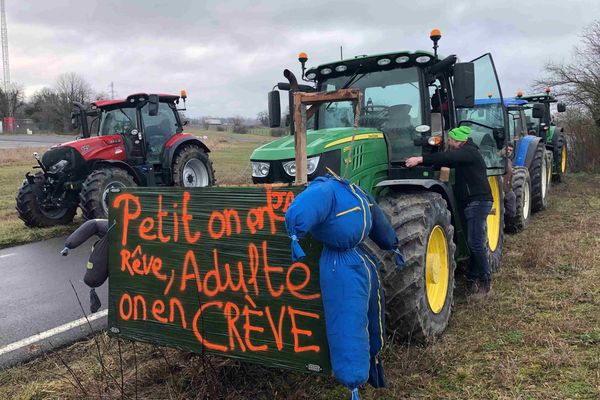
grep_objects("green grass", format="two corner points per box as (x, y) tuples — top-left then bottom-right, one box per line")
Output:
(0, 130), (273, 249)
(1, 173), (599, 399)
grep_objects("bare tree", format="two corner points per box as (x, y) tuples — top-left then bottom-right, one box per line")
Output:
(537, 20), (600, 124)
(55, 72), (93, 131)
(257, 110), (269, 127)
(0, 82), (24, 117)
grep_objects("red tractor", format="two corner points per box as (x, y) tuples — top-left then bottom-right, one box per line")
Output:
(16, 91), (215, 227)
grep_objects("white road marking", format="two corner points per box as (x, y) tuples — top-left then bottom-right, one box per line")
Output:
(0, 309), (108, 356)
(0, 253), (15, 259)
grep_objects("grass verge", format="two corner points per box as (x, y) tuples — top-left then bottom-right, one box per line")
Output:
(1, 173), (599, 399)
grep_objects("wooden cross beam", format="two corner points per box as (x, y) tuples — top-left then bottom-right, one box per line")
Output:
(292, 88), (362, 185)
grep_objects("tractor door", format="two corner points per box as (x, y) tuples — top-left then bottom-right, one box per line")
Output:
(99, 106), (145, 162)
(140, 102), (179, 164)
(456, 53), (507, 176)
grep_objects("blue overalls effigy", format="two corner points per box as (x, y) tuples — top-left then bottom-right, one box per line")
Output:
(285, 175), (404, 399)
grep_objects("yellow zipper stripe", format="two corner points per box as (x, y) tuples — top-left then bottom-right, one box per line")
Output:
(365, 255), (384, 352)
(349, 184), (368, 242)
(336, 206), (361, 217)
(324, 133), (384, 149)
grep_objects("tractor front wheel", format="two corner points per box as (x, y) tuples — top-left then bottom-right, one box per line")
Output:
(16, 176), (77, 227)
(505, 167), (531, 234)
(367, 191), (456, 344)
(172, 145), (216, 187)
(80, 168), (137, 220)
(530, 142), (549, 212)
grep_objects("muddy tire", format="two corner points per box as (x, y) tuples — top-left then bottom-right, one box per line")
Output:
(365, 191), (456, 344)
(552, 132), (567, 183)
(487, 176), (504, 271)
(80, 168), (137, 220)
(172, 145), (216, 187)
(505, 167), (531, 234)
(16, 176), (77, 227)
(530, 142), (549, 212)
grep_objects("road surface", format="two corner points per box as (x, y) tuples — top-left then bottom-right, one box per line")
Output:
(0, 134), (76, 149)
(0, 236), (108, 368)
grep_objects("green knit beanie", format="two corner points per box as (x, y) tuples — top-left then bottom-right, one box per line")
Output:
(448, 126), (472, 142)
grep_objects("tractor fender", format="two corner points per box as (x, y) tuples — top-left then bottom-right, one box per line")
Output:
(513, 135), (542, 168)
(161, 135), (211, 168)
(90, 160), (144, 185)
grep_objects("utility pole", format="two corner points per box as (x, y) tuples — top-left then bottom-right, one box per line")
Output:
(0, 0), (9, 92)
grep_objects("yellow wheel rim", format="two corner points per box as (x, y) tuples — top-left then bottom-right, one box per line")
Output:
(547, 156), (552, 187)
(425, 225), (449, 314)
(487, 177), (501, 252)
(561, 145), (567, 173)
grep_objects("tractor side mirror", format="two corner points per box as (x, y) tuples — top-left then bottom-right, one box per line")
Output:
(268, 90), (281, 128)
(148, 94), (160, 117)
(557, 102), (566, 112)
(532, 103), (545, 119)
(453, 62), (475, 108)
(70, 111), (80, 130)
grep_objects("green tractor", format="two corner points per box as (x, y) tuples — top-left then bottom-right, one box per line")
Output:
(521, 90), (568, 183)
(250, 31), (508, 343)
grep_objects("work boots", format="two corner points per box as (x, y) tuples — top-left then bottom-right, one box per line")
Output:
(466, 279), (493, 301)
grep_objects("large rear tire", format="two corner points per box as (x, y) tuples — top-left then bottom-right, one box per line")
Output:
(552, 132), (567, 183)
(16, 176), (77, 227)
(366, 191), (456, 344)
(530, 142), (549, 212)
(505, 167), (531, 234)
(80, 168), (137, 220)
(172, 145), (216, 187)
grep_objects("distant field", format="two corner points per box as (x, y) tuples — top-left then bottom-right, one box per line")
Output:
(0, 130), (274, 249)
(1, 173), (598, 399)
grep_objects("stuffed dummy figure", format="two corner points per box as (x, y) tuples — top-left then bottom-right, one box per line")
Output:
(285, 175), (404, 400)
(61, 219), (110, 313)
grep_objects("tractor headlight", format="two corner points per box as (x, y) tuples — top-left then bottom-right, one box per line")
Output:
(251, 161), (270, 178)
(49, 159), (69, 173)
(282, 156), (320, 177)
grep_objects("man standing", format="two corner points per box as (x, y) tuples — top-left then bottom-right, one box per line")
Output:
(405, 126), (493, 298)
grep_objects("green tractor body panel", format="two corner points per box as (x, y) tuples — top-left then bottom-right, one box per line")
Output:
(251, 127), (389, 195)
(547, 125), (556, 143)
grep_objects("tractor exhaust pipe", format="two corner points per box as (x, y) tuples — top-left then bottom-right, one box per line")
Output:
(72, 102), (90, 138)
(284, 69), (299, 136)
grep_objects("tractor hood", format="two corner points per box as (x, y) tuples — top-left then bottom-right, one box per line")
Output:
(47, 135), (127, 162)
(250, 127), (382, 161)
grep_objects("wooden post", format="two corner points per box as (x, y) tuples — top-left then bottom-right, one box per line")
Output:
(293, 92), (307, 185)
(291, 89), (362, 185)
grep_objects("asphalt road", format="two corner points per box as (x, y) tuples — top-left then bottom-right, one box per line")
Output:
(0, 236), (108, 367)
(0, 134), (76, 149)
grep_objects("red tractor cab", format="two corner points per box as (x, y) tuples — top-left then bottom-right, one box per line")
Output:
(16, 92), (215, 227)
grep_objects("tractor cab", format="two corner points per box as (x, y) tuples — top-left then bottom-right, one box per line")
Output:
(73, 92), (187, 166)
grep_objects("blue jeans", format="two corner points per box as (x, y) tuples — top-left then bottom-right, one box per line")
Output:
(464, 200), (493, 283)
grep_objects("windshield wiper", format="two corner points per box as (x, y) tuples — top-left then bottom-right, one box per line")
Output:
(325, 68), (367, 110)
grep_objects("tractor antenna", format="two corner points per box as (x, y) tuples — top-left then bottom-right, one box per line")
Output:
(430, 29), (442, 59)
(340, 46), (343, 60)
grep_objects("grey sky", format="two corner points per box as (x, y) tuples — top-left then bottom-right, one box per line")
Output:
(8, 0), (600, 118)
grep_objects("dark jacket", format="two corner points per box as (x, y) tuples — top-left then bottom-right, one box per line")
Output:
(65, 219), (109, 288)
(422, 138), (493, 203)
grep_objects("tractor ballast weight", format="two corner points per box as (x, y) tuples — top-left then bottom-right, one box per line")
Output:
(16, 92), (215, 227)
(252, 34), (508, 343)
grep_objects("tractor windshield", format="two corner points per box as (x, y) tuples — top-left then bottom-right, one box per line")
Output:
(317, 67), (423, 162)
(99, 107), (138, 136)
(523, 107), (540, 134)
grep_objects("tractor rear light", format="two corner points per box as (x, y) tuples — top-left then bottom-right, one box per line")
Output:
(428, 136), (442, 146)
(251, 161), (270, 178)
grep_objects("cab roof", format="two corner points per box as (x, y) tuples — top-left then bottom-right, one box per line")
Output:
(306, 50), (440, 81)
(92, 93), (180, 109)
